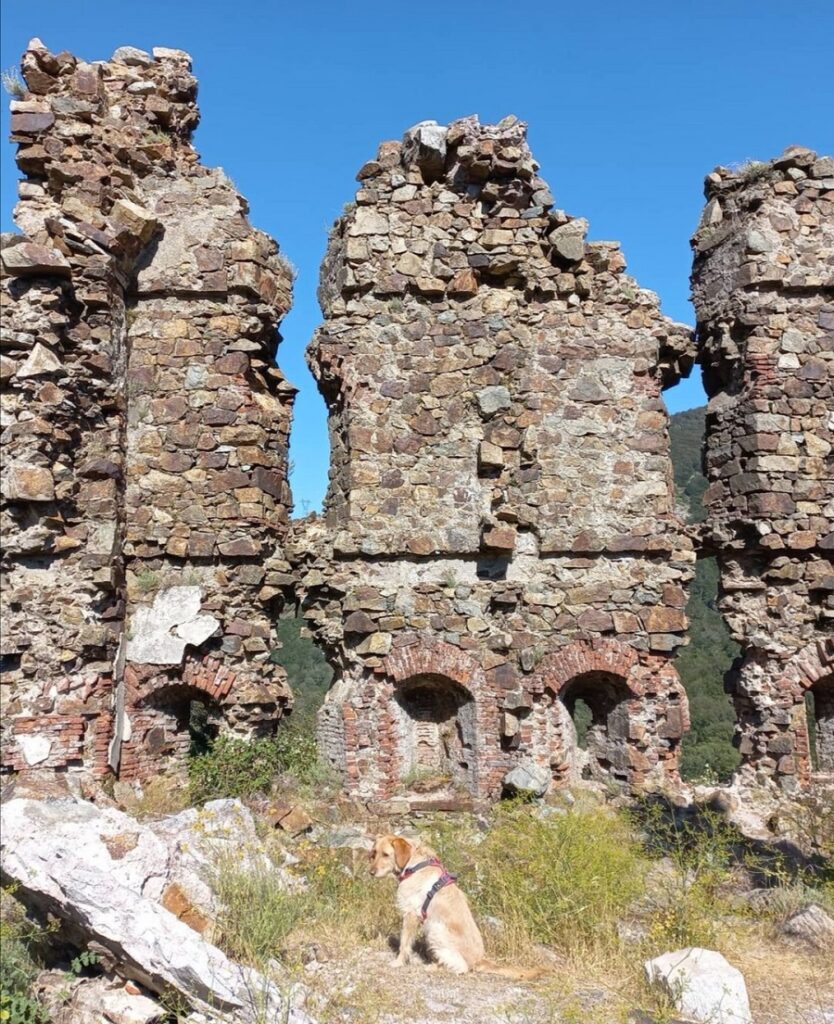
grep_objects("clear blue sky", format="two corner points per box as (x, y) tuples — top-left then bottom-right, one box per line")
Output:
(2, 1), (832, 513)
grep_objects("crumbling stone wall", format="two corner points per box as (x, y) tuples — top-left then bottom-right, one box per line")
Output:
(1, 40), (295, 781)
(691, 146), (834, 790)
(292, 116), (695, 800)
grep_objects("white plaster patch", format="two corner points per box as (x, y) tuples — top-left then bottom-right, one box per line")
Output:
(18, 734), (52, 766)
(126, 586), (219, 666)
(121, 712), (132, 742)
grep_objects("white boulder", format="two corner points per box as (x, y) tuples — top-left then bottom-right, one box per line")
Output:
(0, 797), (313, 1023)
(644, 947), (752, 1024)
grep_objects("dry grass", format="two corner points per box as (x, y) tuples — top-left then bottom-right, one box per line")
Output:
(131, 773), (190, 819)
(207, 795), (834, 1023)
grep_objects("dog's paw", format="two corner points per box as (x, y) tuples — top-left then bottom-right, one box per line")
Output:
(390, 958), (406, 969)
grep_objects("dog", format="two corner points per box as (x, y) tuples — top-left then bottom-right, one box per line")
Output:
(369, 833), (542, 978)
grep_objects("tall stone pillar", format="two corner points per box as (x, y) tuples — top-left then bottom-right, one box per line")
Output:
(1, 40), (295, 781)
(691, 147), (834, 790)
(292, 116), (695, 801)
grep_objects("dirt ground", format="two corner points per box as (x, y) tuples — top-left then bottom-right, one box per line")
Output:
(293, 929), (834, 1024)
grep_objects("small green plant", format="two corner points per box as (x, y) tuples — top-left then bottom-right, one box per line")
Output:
(68, 948), (100, 977)
(134, 570), (160, 594)
(1, 68), (25, 99)
(142, 128), (169, 145)
(276, 252), (298, 283)
(397, 766), (453, 793)
(387, 297), (404, 313)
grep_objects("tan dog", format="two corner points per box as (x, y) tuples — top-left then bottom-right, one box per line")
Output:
(369, 833), (541, 978)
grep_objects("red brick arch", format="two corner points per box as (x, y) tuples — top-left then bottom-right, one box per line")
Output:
(533, 638), (640, 696)
(381, 637), (485, 694)
(779, 637), (834, 696)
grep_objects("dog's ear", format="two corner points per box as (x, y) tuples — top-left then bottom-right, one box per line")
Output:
(391, 836), (412, 869)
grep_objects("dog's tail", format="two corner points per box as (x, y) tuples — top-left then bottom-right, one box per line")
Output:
(474, 960), (546, 980)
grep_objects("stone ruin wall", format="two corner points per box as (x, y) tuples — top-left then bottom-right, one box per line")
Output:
(1, 40), (831, 801)
(691, 146), (834, 791)
(1, 40), (296, 782)
(291, 116), (696, 801)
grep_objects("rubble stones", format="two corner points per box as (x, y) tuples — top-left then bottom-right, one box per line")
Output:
(644, 948), (752, 1024)
(502, 762), (552, 798)
(780, 902), (834, 949)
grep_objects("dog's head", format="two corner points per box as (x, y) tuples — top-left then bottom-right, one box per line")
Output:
(369, 834), (413, 878)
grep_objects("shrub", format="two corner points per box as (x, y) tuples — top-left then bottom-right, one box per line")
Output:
(188, 735), (282, 803)
(188, 719), (333, 803)
(430, 802), (647, 959)
(0, 888), (51, 1024)
(737, 159), (775, 183)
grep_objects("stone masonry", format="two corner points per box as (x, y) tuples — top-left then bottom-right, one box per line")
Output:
(3, 41), (829, 802)
(291, 116), (696, 801)
(1, 40), (295, 781)
(691, 146), (834, 790)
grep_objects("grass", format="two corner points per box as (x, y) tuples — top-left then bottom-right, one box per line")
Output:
(0, 888), (52, 1024)
(213, 844), (398, 970)
(1, 68), (25, 99)
(134, 570), (160, 594)
(736, 159), (776, 183)
(428, 800), (647, 962)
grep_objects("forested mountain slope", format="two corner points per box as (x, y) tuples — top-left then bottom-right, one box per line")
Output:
(669, 406), (740, 780)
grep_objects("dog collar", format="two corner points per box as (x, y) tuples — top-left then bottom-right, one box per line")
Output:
(396, 857), (441, 883)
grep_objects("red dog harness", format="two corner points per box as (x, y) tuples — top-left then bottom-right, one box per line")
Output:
(397, 857), (458, 920)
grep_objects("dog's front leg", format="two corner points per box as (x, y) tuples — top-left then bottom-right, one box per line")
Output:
(393, 912), (420, 967)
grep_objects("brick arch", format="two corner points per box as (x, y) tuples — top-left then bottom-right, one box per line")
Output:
(779, 637), (834, 695)
(533, 639), (640, 697)
(381, 637), (485, 694)
(125, 656), (237, 706)
(378, 637), (501, 798)
(779, 638), (834, 784)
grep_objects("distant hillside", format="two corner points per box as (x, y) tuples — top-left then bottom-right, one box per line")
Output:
(669, 406), (709, 523)
(669, 406), (740, 781)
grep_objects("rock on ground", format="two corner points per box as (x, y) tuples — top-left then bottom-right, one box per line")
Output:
(0, 796), (314, 1024)
(644, 947), (752, 1024)
(781, 903), (834, 949)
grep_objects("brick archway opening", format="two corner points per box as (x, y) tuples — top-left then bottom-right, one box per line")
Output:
(393, 674), (475, 792)
(806, 674), (834, 775)
(124, 683), (224, 779)
(560, 671), (632, 784)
